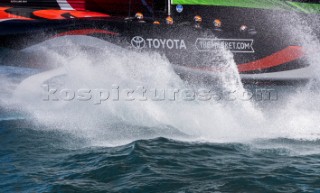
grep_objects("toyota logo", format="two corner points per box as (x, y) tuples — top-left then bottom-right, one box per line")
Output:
(131, 36), (146, 49)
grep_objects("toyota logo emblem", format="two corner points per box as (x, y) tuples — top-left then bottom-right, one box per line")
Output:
(131, 36), (146, 49)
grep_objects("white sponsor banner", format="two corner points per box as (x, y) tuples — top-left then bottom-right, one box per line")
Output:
(195, 38), (254, 53)
(131, 36), (187, 50)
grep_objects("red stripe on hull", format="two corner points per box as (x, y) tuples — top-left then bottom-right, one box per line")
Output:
(237, 46), (304, 73)
(33, 10), (109, 20)
(54, 29), (118, 37)
(180, 46), (305, 74)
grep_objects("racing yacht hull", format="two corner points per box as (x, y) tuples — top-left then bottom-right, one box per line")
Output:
(0, 1), (319, 84)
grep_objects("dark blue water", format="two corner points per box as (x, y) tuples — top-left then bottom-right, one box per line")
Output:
(1, 117), (320, 193)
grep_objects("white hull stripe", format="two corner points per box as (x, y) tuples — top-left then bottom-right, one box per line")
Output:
(57, 0), (74, 10)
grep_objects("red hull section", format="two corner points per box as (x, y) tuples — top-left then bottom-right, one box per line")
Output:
(0, 7), (33, 20)
(33, 9), (109, 19)
(237, 46), (304, 73)
(1, 0), (153, 16)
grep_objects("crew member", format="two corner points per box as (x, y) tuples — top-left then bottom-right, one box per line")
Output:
(213, 19), (222, 31)
(194, 15), (202, 29)
(166, 16), (174, 25)
(135, 12), (146, 23)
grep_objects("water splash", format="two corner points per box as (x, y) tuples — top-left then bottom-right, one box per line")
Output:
(0, 28), (320, 146)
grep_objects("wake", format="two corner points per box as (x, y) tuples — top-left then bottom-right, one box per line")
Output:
(0, 33), (319, 147)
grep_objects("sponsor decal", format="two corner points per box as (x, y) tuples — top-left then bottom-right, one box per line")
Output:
(176, 5), (183, 13)
(195, 38), (254, 53)
(131, 36), (146, 49)
(131, 36), (187, 50)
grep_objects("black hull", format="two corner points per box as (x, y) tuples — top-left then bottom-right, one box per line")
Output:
(0, 5), (318, 83)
